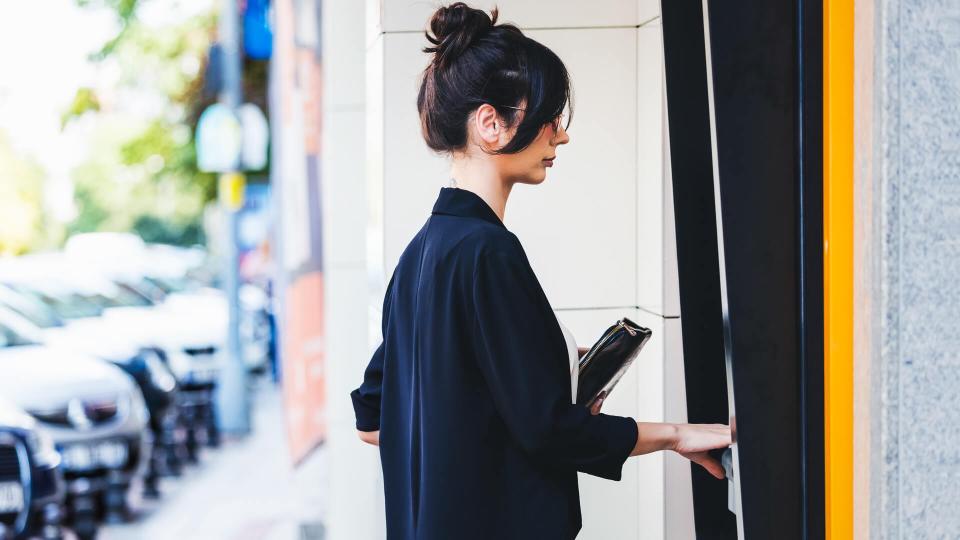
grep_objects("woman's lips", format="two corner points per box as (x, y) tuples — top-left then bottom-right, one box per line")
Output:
(543, 157), (555, 167)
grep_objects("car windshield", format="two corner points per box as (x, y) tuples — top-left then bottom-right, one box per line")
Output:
(12, 285), (104, 319)
(121, 279), (166, 304)
(84, 292), (124, 309)
(0, 322), (37, 347)
(110, 282), (154, 307)
(148, 274), (201, 294)
(0, 295), (63, 329)
(143, 275), (176, 293)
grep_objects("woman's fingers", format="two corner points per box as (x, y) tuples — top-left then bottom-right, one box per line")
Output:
(675, 423), (732, 453)
(678, 450), (725, 479)
(709, 425), (733, 447)
(589, 396), (604, 415)
(687, 451), (725, 479)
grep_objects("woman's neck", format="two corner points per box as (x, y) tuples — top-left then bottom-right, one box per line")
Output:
(450, 157), (512, 221)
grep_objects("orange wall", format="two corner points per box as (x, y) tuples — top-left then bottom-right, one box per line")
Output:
(282, 271), (327, 463)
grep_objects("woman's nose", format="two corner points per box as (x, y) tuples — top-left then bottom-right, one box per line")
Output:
(555, 125), (570, 145)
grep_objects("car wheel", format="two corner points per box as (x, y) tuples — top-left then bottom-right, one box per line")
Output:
(71, 515), (98, 540)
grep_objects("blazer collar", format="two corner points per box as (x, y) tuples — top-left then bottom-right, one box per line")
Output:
(431, 187), (506, 228)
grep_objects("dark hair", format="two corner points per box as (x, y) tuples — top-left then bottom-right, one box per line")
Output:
(417, 2), (573, 155)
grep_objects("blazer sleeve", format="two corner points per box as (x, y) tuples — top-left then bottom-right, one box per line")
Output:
(350, 272), (396, 432)
(351, 341), (385, 432)
(471, 240), (638, 480)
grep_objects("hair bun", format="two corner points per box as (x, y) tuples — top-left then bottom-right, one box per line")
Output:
(424, 3), (498, 69)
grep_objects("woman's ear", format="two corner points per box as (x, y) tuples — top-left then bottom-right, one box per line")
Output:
(473, 103), (504, 150)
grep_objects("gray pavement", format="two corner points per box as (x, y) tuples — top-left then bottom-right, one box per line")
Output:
(101, 381), (327, 540)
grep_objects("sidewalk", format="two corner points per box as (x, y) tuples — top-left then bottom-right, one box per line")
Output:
(102, 381), (327, 540)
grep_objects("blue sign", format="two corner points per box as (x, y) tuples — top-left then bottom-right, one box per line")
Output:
(244, 0), (273, 60)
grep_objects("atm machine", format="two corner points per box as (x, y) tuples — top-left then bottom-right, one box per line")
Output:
(660, 1), (825, 538)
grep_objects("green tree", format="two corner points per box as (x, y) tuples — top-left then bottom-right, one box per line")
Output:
(0, 133), (62, 255)
(66, 0), (218, 246)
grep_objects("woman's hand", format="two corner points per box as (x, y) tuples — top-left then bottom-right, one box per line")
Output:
(357, 430), (380, 446)
(588, 391), (607, 415)
(670, 423), (731, 479)
(630, 422), (731, 480)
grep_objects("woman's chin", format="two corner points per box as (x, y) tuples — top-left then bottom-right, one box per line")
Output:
(527, 169), (549, 185)
(510, 168), (548, 186)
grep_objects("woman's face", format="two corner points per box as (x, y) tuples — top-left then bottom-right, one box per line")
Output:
(495, 113), (570, 185)
(469, 102), (571, 185)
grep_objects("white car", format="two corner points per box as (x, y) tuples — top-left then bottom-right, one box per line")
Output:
(0, 264), (221, 460)
(0, 259), (223, 390)
(0, 310), (150, 536)
(65, 233), (270, 372)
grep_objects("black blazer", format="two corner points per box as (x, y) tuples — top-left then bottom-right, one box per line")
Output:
(351, 187), (638, 539)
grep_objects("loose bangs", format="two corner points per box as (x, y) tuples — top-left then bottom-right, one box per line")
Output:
(494, 38), (573, 155)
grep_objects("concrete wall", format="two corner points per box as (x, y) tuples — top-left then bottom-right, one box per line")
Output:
(320, 0), (386, 538)
(854, 0), (960, 537)
(323, 1), (692, 538)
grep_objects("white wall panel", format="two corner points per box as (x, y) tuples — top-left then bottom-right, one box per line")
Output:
(661, 93), (681, 317)
(638, 0), (660, 24)
(324, 266), (386, 540)
(373, 0), (639, 35)
(365, 0), (383, 49)
(323, 3), (384, 540)
(630, 308), (666, 540)
(365, 33), (388, 284)
(663, 317), (695, 540)
(378, 32), (450, 274)
(325, 0), (366, 110)
(509, 27), (638, 310)
(636, 23), (666, 316)
(323, 110), (368, 266)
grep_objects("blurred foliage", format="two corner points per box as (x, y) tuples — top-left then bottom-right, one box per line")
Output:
(61, 87), (102, 129)
(67, 116), (209, 242)
(66, 0), (219, 247)
(76, 0), (140, 59)
(76, 0), (138, 22)
(0, 133), (65, 255)
(132, 214), (204, 245)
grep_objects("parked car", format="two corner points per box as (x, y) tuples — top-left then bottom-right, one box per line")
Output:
(0, 296), (179, 495)
(0, 399), (66, 540)
(0, 259), (220, 461)
(144, 242), (273, 374)
(0, 313), (150, 539)
(64, 235), (270, 374)
(71, 276), (223, 456)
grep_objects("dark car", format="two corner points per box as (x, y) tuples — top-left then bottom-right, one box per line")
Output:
(0, 400), (66, 540)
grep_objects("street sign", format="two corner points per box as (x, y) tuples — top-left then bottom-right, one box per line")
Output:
(239, 103), (269, 171)
(196, 103), (242, 173)
(219, 172), (246, 211)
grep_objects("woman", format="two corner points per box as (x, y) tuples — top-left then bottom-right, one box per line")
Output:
(351, 3), (731, 538)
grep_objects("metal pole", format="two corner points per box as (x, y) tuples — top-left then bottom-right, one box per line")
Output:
(215, 0), (250, 434)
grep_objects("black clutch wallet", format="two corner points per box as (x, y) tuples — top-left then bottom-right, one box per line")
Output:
(575, 317), (653, 408)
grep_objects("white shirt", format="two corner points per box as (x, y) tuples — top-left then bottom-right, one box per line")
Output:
(557, 320), (579, 403)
